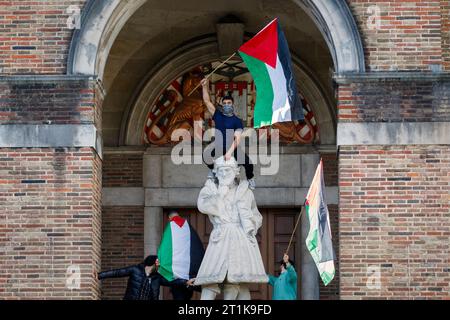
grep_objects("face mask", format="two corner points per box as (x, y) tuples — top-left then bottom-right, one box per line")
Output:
(222, 103), (234, 116)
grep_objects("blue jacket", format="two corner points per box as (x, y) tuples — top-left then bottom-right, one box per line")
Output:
(268, 264), (298, 300)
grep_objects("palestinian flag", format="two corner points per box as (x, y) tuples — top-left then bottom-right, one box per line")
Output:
(157, 216), (205, 281)
(238, 18), (304, 128)
(305, 159), (335, 286)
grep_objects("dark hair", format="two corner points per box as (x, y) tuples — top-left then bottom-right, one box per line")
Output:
(144, 255), (158, 267)
(279, 259), (295, 270)
(222, 92), (234, 103)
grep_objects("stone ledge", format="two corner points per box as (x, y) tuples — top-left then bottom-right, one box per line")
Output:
(338, 122), (450, 146)
(0, 124), (102, 158)
(334, 71), (450, 84)
(142, 186), (339, 207)
(0, 75), (95, 82)
(102, 187), (145, 206)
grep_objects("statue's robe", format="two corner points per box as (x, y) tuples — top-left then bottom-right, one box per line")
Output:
(194, 179), (268, 286)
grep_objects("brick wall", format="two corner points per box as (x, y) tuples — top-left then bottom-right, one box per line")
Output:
(339, 145), (450, 299)
(321, 153), (338, 186)
(443, 0), (450, 70)
(102, 153), (143, 188)
(0, 1), (87, 74)
(0, 147), (102, 299)
(100, 206), (144, 300)
(0, 77), (95, 124)
(347, 0), (445, 71)
(441, 0), (450, 71)
(318, 154), (339, 299)
(100, 152), (144, 299)
(319, 204), (340, 300)
(337, 79), (450, 122)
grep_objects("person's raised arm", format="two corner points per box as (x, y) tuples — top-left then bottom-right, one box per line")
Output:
(283, 254), (298, 283)
(201, 78), (216, 115)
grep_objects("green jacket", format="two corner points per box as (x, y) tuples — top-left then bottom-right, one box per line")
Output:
(268, 264), (297, 300)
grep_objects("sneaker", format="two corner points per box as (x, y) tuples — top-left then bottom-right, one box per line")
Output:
(248, 178), (256, 190)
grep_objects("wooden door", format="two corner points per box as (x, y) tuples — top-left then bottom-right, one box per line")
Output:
(265, 209), (301, 300)
(161, 208), (301, 300)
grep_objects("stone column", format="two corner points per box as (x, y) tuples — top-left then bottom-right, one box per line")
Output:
(144, 207), (163, 256)
(143, 152), (164, 257)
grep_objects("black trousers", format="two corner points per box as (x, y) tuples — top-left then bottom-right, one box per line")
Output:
(204, 147), (254, 180)
(171, 285), (194, 300)
(156, 275), (196, 300)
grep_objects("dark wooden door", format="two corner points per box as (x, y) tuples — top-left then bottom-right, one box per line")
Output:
(161, 208), (301, 300)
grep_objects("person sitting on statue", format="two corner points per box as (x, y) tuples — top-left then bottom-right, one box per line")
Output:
(267, 254), (298, 300)
(200, 77), (256, 190)
(194, 156), (267, 300)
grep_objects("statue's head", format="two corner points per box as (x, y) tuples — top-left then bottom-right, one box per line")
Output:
(213, 156), (240, 186)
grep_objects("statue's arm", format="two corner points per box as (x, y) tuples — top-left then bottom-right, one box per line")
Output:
(237, 189), (261, 236)
(197, 180), (221, 217)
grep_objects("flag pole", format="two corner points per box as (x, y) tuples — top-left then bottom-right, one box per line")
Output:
(285, 204), (305, 255)
(187, 52), (237, 97)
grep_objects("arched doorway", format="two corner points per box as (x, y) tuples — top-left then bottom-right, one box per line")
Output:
(69, 0), (364, 300)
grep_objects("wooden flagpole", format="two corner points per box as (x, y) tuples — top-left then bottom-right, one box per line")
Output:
(187, 52), (237, 97)
(285, 205), (305, 255)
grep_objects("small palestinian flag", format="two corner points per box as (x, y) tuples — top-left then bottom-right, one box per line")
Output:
(305, 159), (335, 286)
(157, 216), (205, 281)
(238, 18), (304, 128)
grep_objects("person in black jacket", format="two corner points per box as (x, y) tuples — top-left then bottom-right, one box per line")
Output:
(98, 255), (161, 300)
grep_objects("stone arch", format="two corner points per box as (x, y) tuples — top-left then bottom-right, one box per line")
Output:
(122, 38), (336, 146)
(67, 0), (365, 79)
(294, 0), (366, 74)
(67, 0), (147, 78)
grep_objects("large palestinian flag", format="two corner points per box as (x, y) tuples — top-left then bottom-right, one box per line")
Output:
(238, 18), (304, 128)
(305, 159), (335, 286)
(157, 216), (205, 281)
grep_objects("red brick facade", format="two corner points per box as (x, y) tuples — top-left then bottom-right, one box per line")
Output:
(337, 79), (450, 122)
(348, 0), (446, 71)
(102, 154), (143, 188)
(319, 204), (340, 300)
(339, 145), (450, 299)
(443, 0), (450, 70)
(100, 206), (144, 300)
(0, 78), (95, 124)
(0, 147), (102, 299)
(0, 1), (85, 74)
(100, 153), (144, 300)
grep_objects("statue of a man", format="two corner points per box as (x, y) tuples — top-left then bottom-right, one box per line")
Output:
(194, 156), (268, 300)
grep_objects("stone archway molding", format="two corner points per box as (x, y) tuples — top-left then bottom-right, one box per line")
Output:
(67, 0), (365, 79)
(294, 0), (366, 74)
(67, 0), (147, 79)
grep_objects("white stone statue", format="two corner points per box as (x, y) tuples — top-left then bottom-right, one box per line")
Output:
(194, 156), (268, 300)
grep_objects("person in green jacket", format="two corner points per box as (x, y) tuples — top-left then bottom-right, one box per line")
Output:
(268, 254), (297, 300)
